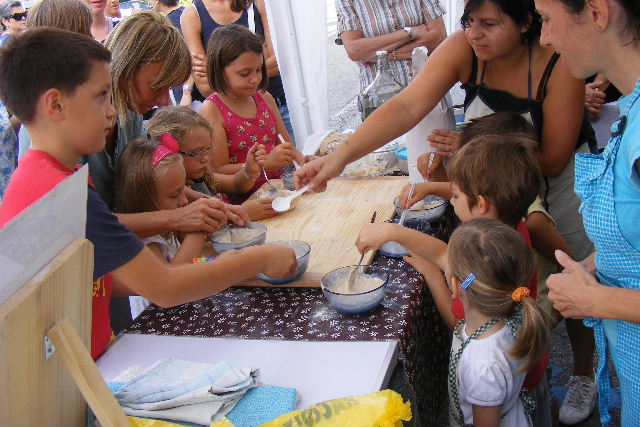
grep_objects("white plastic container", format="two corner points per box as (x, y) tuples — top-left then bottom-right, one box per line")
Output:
(405, 47), (456, 182)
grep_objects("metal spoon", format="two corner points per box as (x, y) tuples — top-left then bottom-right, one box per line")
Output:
(398, 183), (416, 227)
(347, 211), (377, 290)
(261, 165), (278, 194)
(271, 184), (310, 212)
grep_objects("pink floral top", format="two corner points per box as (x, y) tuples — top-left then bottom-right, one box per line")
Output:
(206, 92), (279, 202)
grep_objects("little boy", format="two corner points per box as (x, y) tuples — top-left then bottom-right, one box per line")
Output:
(0, 28), (296, 359)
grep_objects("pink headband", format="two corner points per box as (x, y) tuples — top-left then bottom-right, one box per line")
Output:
(152, 133), (180, 167)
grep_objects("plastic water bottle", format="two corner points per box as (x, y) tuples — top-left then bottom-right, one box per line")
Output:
(359, 51), (404, 121)
(405, 47), (455, 182)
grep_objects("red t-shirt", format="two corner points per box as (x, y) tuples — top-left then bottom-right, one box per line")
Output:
(450, 220), (545, 390)
(0, 150), (113, 359)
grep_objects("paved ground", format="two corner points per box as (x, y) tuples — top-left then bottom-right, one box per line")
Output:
(323, 9), (618, 425)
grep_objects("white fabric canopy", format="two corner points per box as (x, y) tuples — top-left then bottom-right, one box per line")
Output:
(265, 0), (328, 153)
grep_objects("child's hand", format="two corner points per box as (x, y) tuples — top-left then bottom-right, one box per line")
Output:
(259, 245), (297, 278)
(399, 182), (432, 209)
(245, 143), (266, 178)
(241, 198), (278, 220)
(355, 223), (395, 254)
(222, 202), (250, 226)
(303, 154), (318, 164)
(417, 152), (442, 180)
(428, 129), (461, 158)
(265, 142), (295, 170)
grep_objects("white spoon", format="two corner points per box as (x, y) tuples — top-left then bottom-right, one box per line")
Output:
(272, 185), (310, 213)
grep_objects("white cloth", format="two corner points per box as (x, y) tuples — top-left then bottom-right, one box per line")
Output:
(113, 358), (259, 425)
(130, 233), (179, 319)
(456, 325), (529, 427)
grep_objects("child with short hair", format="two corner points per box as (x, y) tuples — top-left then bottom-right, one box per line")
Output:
(147, 106), (278, 220)
(445, 218), (551, 426)
(199, 24), (307, 203)
(0, 28), (296, 359)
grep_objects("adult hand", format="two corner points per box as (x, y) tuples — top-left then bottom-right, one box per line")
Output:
(294, 150), (348, 192)
(416, 152), (442, 180)
(224, 202), (250, 226)
(355, 223), (394, 254)
(259, 245), (297, 278)
(169, 197), (228, 234)
(585, 82), (606, 122)
(241, 198), (278, 220)
(428, 129), (461, 158)
(264, 141), (295, 170)
(191, 53), (207, 79)
(547, 250), (601, 319)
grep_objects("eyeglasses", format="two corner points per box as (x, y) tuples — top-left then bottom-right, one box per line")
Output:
(179, 146), (211, 160)
(4, 12), (27, 21)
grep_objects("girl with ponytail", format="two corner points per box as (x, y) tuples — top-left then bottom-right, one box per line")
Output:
(446, 218), (551, 427)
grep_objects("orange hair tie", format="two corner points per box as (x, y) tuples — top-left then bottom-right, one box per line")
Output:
(512, 287), (530, 303)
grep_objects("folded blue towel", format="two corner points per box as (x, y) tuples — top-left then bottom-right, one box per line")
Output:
(226, 385), (298, 427)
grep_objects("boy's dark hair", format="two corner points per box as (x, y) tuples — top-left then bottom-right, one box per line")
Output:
(206, 24), (268, 96)
(0, 27), (110, 123)
(461, 0), (542, 46)
(159, 0), (179, 7)
(459, 111), (536, 148)
(448, 134), (542, 226)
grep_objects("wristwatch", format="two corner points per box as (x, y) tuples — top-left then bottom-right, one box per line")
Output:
(403, 26), (414, 42)
(183, 84), (193, 92)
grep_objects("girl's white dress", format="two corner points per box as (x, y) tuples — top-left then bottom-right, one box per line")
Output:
(129, 234), (179, 320)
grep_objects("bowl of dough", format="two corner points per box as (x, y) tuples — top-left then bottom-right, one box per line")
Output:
(210, 222), (267, 253)
(393, 194), (447, 223)
(321, 265), (389, 314)
(257, 240), (311, 285)
(343, 141), (398, 178)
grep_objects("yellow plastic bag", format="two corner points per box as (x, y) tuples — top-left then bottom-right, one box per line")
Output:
(128, 416), (233, 427)
(211, 389), (411, 427)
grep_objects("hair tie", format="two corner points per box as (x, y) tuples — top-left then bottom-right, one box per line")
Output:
(512, 287), (530, 303)
(460, 272), (476, 290)
(152, 132), (180, 166)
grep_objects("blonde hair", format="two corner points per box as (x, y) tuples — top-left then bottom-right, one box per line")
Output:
(26, 0), (92, 36)
(105, 11), (191, 124)
(448, 218), (551, 372)
(147, 106), (212, 145)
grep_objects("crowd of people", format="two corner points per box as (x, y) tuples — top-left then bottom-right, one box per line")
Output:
(0, 0), (638, 426)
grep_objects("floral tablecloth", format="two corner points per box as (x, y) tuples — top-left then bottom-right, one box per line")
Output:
(126, 205), (459, 425)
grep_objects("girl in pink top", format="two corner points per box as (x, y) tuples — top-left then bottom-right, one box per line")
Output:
(199, 24), (308, 203)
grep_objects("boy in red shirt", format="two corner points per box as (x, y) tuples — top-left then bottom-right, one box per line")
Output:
(0, 28), (297, 359)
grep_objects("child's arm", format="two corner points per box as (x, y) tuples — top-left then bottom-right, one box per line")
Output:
(526, 211), (576, 267)
(356, 223), (448, 270)
(242, 198), (278, 220)
(472, 405), (502, 427)
(399, 181), (452, 209)
(199, 101), (244, 176)
(403, 252), (456, 330)
(214, 143), (266, 194)
(111, 244), (297, 307)
(146, 232), (208, 265)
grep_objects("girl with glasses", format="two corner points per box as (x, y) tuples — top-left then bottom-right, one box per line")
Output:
(147, 106), (280, 220)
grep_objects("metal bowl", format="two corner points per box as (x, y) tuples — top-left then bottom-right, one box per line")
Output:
(378, 218), (431, 258)
(393, 194), (447, 223)
(257, 240), (311, 285)
(321, 265), (389, 314)
(210, 222), (267, 253)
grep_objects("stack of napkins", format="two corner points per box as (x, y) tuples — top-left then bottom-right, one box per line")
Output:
(109, 359), (259, 425)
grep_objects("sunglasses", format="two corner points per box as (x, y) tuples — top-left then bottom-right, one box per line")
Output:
(179, 146), (211, 160)
(4, 12), (27, 21)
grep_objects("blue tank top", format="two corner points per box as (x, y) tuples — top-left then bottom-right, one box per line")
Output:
(193, 0), (285, 102)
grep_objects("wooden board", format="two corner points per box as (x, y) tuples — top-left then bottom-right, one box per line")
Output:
(240, 176), (407, 287)
(0, 239), (93, 427)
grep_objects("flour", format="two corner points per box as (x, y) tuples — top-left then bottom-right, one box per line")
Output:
(213, 228), (262, 244)
(330, 274), (385, 294)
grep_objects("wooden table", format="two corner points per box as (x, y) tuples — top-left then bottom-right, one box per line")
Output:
(242, 176), (407, 287)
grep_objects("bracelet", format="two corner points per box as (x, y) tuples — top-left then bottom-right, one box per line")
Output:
(241, 163), (258, 180)
(391, 50), (397, 61)
(183, 84), (193, 92)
